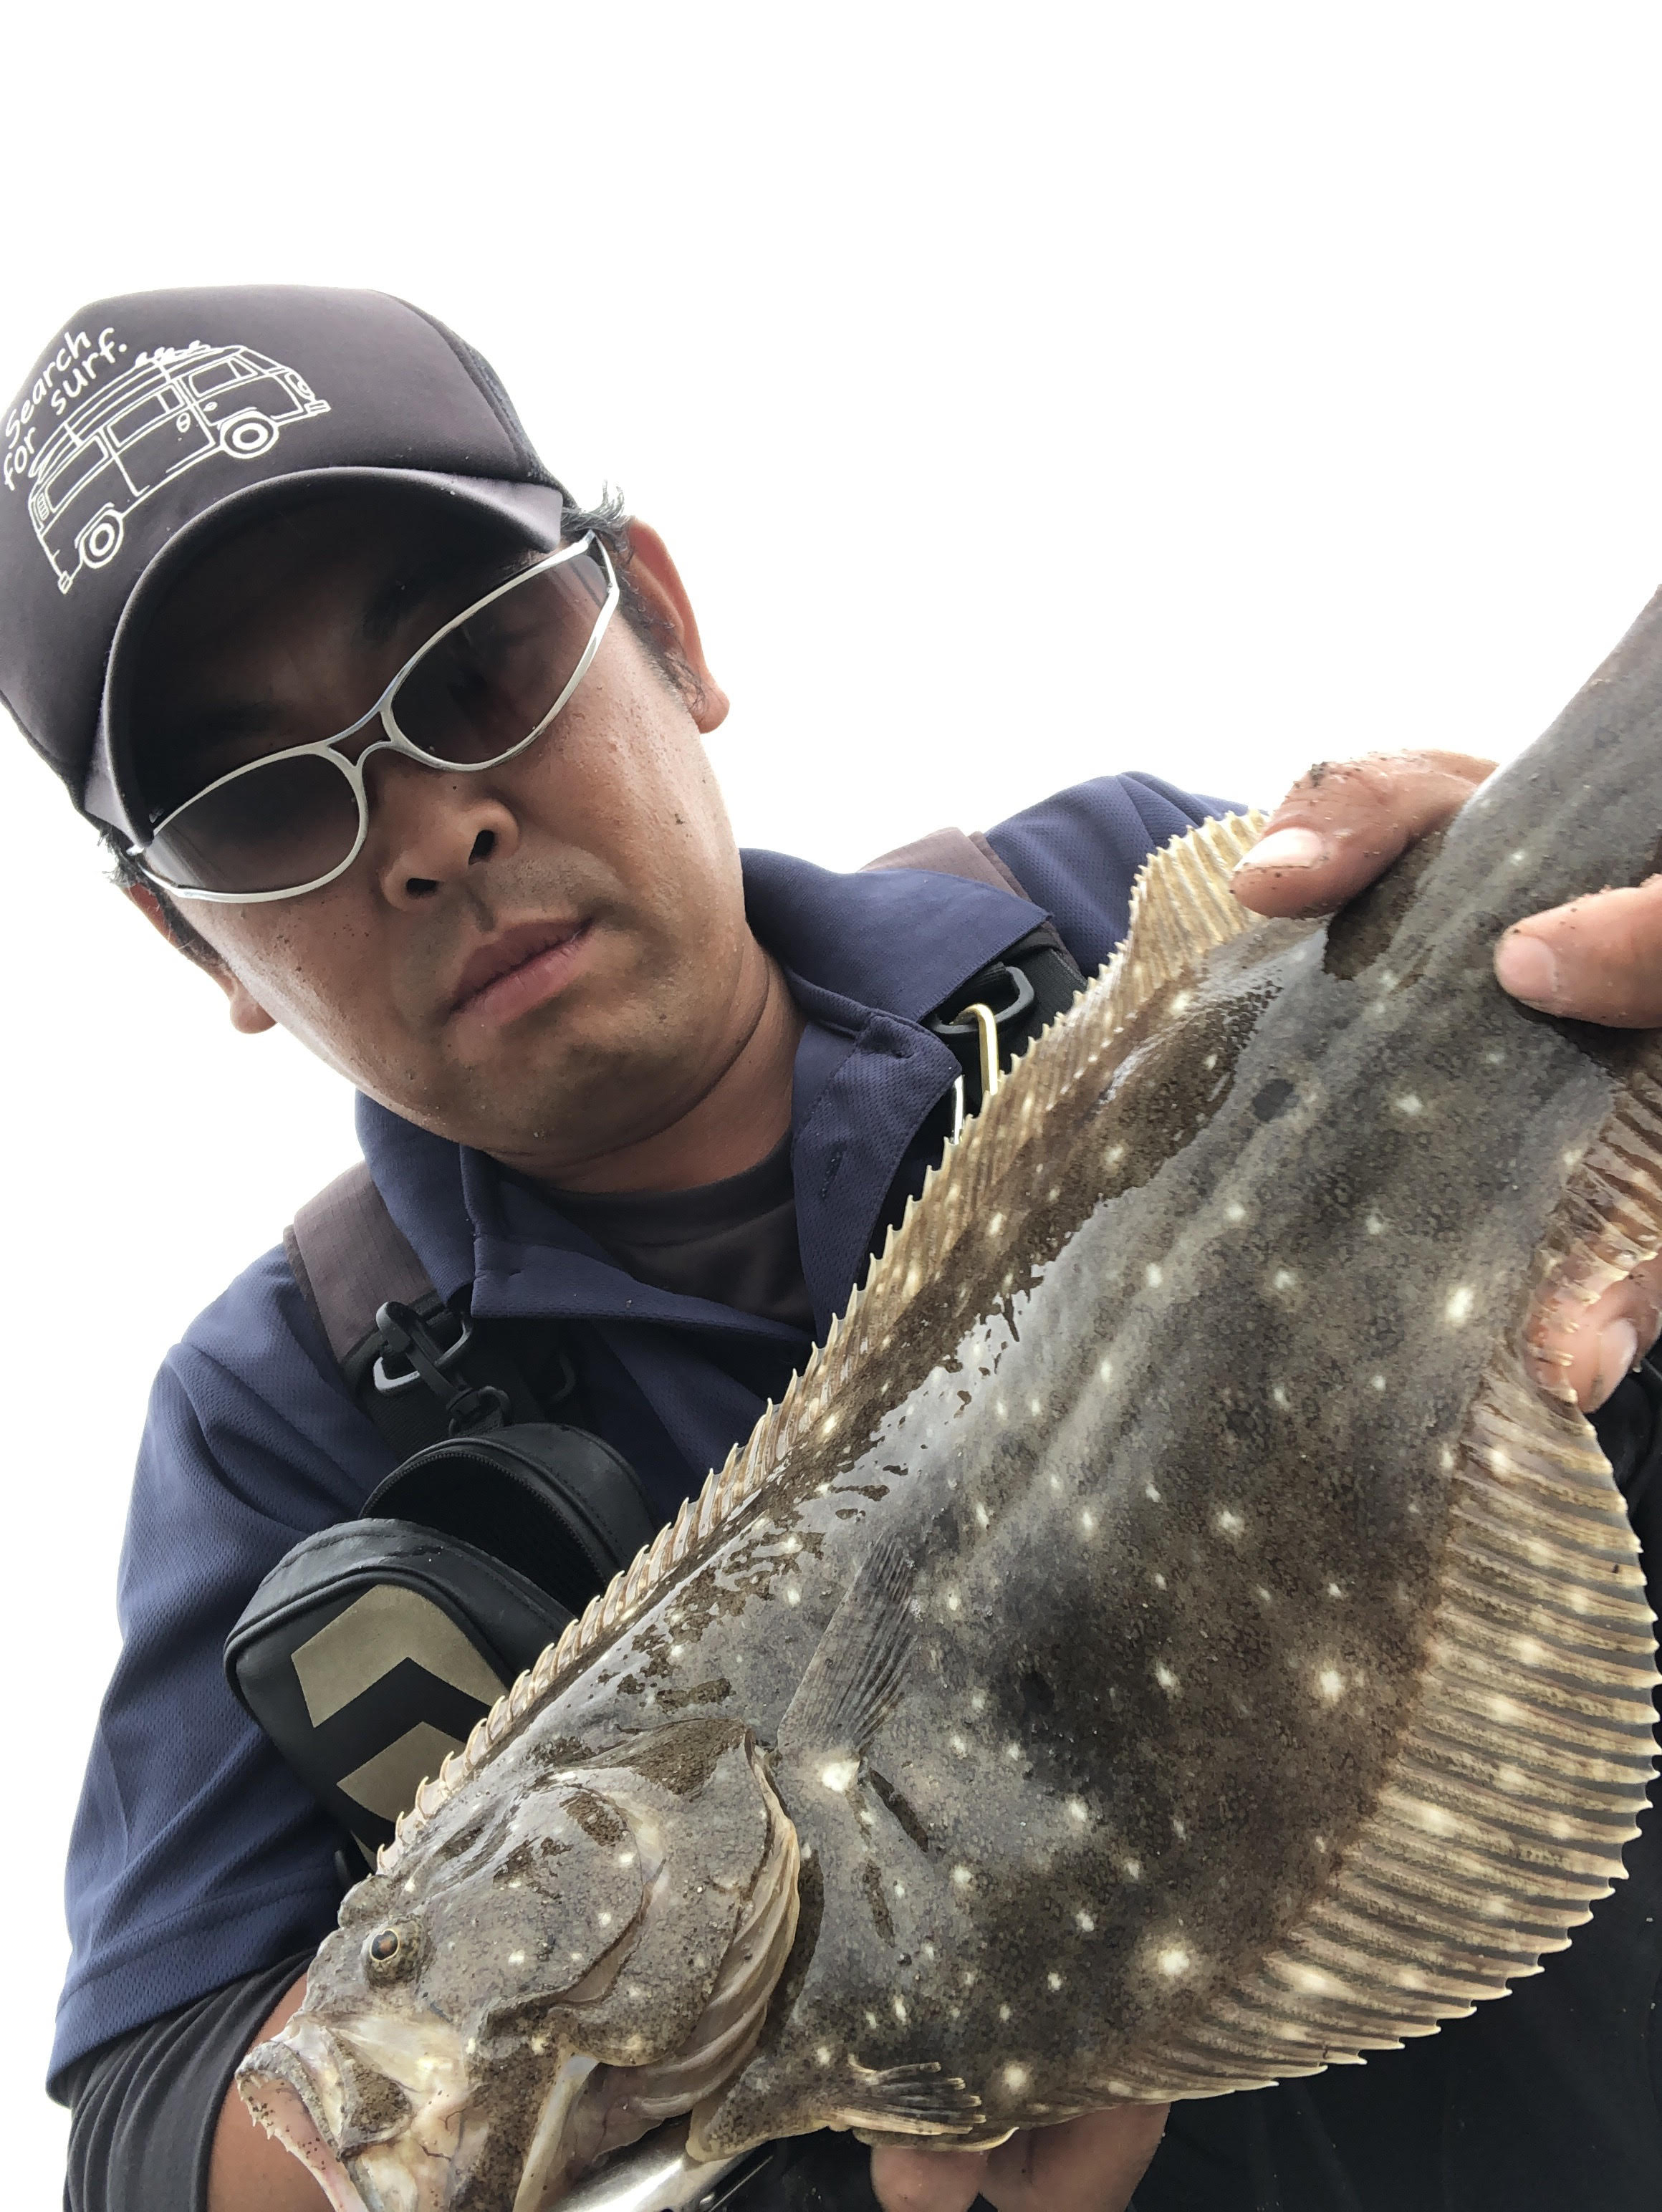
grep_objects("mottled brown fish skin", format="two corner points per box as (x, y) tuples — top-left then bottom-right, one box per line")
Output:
(246, 591), (1662, 2200)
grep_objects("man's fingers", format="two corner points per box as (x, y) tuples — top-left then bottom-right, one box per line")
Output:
(1527, 1255), (1662, 1413)
(1232, 751), (1494, 919)
(1495, 875), (1662, 1029)
(981, 2106), (1170, 2212)
(869, 2143), (988, 2212)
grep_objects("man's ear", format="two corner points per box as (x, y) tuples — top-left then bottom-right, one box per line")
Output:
(620, 521), (731, 734)
(123, 883), (278, 1035)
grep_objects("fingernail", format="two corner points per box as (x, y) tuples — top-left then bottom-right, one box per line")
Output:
(1234, 827), (1329, 874)
(1596, 1318), (1640, 1398)
(1494, 930), (1562, 1009)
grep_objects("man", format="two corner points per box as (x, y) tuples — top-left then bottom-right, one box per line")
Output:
(4, 287), (1656, 2212)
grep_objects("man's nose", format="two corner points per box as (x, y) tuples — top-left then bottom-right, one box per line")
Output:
(363, 751), (521, 906)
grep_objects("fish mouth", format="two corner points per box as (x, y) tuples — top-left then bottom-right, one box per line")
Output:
(239, 2024), (376, 2212)
(241, 2011), (471, 2212)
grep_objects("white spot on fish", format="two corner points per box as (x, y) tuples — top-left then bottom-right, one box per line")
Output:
(894, 1880), (906, 1898)
(990, 1213), (1005, 1236)
(1327, 1582), (1344, 1599)
(1158, 1947), (1191, 1978)
(1067, 1799), (1088, 1823)
(1077, 1910), (1096, 1932)
(669, 1643), (685, 1660)
(1214, 1509), (1244, 1537)
(971, 1691), (987, 1712)
(893, 1996), (908, 2023)
(1006, 1741), (1023, 1761)
(1365, 1211), (1385, 1235)
(946, 1591), (962, 1613)
(1317, 1668), (1345, 1701)
(817, 2046), (832, 2066)
(1204, 1052), (1219, 1071)
(597, 1911), (613, 1928)
(975, 1502), (991, 1528)
(1272, 1385), (1290, 1410)
(403, 1877), (417, 1894)
(820, 1758), (860, 1794)
(952, 1865), (974, 1889)
(999, 2003), (1013, 2022)
(1272, 1267), (1298, 1292)
(1255, 1586), (1274, 1606)
(1154, 1662), (1180, 1693)
(962, 1968), (978, 1988)
(1100, 1358), (1114, 1382)
(1483, 1047), (1506, 1065)
(1226, 1200), (1247, 1223)
(1080, 1509), (1098, 1537)
(866, 2010), (879, 2029)
(1370, 1373), (1386, 1392)
(1396, 1093), (1425, 1117)
(1145, 1481), (1163, 1502)
(1105, 1143), (1126, 1168)
(1440, 1446), (1456, 1471)
(951, 1733), (969, 1756)
(1153, 1572), (1167, 1590)
(531, 2034), (548, 2054)
(1172, 1817), (1188, 1839)
(1047, 1971), (1064, 1990)
(996, 1400), (1009, 1422)
(1146, 1263), (1163, 1288)
(1170, 991), (1193, 1015)
(1445, 1285), (1476, 1327)
(787, 1585), (802, 1606)
(617, 1850), (635, 1866)
(1122, 1858), (1143, 1881)
(506, 1951), (525, 1966)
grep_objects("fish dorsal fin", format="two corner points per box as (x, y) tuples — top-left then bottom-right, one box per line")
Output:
(381, 809), (1268, 1867)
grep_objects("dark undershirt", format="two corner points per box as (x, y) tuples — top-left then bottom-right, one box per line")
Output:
(548, 1135), (815, 1334)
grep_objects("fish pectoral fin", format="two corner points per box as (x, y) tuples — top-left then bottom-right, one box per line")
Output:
(777, 1533), (916, 1761)
(832, 2059), (985, 2139)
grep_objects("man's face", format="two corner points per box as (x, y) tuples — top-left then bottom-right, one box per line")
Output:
(131, 491), (750, 1184)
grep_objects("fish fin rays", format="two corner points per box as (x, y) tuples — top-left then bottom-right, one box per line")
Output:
(777, 1533), (916, 1759)
(380, 809), (1268, 1870)
(835, 2060), (986, 2139)
(1103, 1048), (1662, 2100)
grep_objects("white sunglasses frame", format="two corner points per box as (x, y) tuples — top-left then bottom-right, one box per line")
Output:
(131, 532), (620, 904)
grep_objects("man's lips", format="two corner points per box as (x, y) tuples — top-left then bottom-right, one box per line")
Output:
(447, 919), (593, 1025)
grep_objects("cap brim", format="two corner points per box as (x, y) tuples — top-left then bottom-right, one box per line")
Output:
(87, 468), (569, 843)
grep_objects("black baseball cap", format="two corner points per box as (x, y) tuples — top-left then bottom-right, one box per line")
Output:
(0, 286), (571, 844)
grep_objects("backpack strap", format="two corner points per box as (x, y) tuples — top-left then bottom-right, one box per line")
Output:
(865, 824), (1088, 1110)
(286, 1165), (559, 1458)
(284, 1163), (431, 1370)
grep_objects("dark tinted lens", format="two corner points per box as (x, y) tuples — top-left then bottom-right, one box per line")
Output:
(145, 753), (363, 896)
(393, 553), (608, 764)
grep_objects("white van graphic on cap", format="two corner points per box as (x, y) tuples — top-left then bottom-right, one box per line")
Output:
(26, 341), (329, 593)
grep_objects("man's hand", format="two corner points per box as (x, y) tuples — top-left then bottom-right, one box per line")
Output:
(870, 2105), (1168, 2212)
(1231, 749), (1662, 1408)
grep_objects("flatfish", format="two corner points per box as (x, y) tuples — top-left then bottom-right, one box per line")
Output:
(241, 597), (1662, 2211)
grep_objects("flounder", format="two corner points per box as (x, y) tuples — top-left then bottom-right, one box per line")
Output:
(241, 594), (1662, 2210)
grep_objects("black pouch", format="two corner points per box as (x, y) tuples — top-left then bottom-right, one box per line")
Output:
(225, 1423), (658, 1860)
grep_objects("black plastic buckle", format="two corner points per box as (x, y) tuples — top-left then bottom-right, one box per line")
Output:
(926, 958), (1037, 1049)
(372, 1300), (509, 1436)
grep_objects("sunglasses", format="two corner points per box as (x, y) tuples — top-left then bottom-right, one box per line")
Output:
(131, 533), (620, 903)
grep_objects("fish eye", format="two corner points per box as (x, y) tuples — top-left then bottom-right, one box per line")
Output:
(362, 1921), (419, 1981)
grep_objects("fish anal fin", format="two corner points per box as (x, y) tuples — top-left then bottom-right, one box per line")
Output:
(777, 1532), (916, 1760)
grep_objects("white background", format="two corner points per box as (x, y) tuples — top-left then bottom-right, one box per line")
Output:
(3, 3), (1661, 2198)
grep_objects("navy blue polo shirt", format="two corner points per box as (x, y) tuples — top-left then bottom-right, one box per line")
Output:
(51, 771), (1221, 2087)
